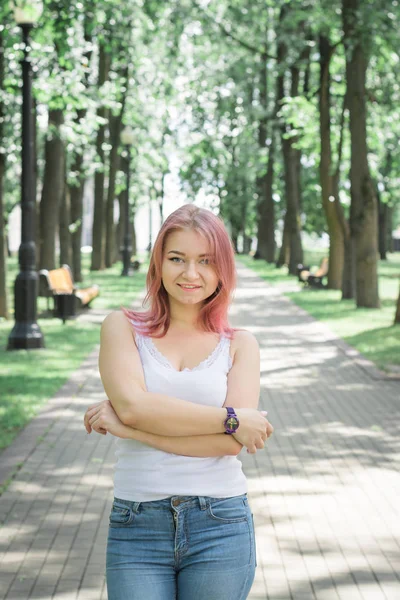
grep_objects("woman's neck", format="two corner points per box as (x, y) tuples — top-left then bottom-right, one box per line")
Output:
(168, 301), (202, 329)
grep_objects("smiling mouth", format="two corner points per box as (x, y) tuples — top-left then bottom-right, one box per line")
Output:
(178, 284), (201, 290)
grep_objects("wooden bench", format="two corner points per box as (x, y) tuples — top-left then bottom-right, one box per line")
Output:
(297, 257), (329, 288)
(130, 259), (141, 272)
(39, 264), (99, 322)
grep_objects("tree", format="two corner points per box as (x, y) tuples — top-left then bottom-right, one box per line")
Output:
(342, 0), (380, 308)
(319, 33), (345, 290)
(0, 23), (8, 318)
(395, 284), (400, 325)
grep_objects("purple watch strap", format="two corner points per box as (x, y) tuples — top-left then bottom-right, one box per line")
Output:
(224, 407), (239, 434)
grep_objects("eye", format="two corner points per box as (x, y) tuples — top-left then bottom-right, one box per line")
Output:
(169, 257), (183, 263)
(200, 258), (210, 265)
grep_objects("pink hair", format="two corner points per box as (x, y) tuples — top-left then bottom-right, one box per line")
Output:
(122, 204), (237, 338)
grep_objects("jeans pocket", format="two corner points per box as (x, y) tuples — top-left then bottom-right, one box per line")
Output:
(208, 496), (249, 523)
(109, 500), (134, 528)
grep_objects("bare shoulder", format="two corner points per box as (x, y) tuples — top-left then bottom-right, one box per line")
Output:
(102, 310), (129, 330)
(101, 310), (136, 341)
(231, 329), (259, 358)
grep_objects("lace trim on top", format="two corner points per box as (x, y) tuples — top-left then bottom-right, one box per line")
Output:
(131, 321), (232, 373)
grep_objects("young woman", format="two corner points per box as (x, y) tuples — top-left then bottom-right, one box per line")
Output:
(83, 204), (274, 600)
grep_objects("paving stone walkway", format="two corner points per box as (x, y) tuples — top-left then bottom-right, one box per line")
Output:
(0, 262), (399, 600)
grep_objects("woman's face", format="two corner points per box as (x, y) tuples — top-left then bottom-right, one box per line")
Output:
(161, 228), (219, 306)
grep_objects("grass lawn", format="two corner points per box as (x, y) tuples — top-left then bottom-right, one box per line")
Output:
(237, 251), (400, 373)
(0, 254), (148, 451)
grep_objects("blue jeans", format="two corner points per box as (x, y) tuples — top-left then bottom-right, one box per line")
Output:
(106, 493), (257, 600)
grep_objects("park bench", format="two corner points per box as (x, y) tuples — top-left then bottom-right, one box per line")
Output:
(38, 264), (100, 323)
(130, 258), (141, 271)
(297, 257), (329, 289)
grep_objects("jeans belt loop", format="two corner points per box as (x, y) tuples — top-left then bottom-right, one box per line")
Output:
(198, 496), (207, 511)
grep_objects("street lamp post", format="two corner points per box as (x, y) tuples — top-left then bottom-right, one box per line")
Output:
(120, 125), (134, 277)
(8, 0), (44, 350)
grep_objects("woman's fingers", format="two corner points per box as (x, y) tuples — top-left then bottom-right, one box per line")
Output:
(264, 419), (274, 438)
(87, 402), (109, 427)
(84, 402), (103, 432)
(84, 401), (113, 436)
(89, 411), (103, 427)
(90, 413), (107, 435)
(84, 412), (93, 433)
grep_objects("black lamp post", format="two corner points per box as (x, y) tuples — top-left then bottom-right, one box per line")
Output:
(120, 126), (134, 276)
(8, 0), (44, 350)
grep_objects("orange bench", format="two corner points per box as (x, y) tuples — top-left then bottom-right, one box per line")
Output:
(297, 257), (329, 288)
(39, 264), (99, 322)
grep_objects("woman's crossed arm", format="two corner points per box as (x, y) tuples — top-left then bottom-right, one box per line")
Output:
(84, 312), (273, 456)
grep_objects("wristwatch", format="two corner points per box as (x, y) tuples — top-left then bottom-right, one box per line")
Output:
(224, 407), (240, 434)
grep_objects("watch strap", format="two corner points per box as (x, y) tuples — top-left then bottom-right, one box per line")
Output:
(224, 407), (239, 434)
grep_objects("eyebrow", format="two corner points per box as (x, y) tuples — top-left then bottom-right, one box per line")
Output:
(167, 250), (212, 257)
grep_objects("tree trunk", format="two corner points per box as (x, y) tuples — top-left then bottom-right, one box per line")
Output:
(116, 152), (137, 263)
(275, 27), (289, 269)
(231, 231), (239, 253)
(395, 283), (400, 325)
(256, 135), (276, 261)
(255, 51), (275, 262)
(275, 17), (303, 274)
(377, 187), (387, 260)
(342, 232), (355, 299)
(131, 215), (137, 257)
(333, 169), (354, 299)
(116, 153), (128, 264)
(105, 114), (122, 268)
(39, 108), (65, 270)
(279, 68), (303, 273)
(69, 149), (85, 282)
(387, 204), (393, 253)
(33, 98), (39, 266)
(276, 219), (290, 267)
(0, 182), (6, 319)
(287, 64), (303, 275)
(105, 64), (128, 268)
(243, 234), (252, 254)
(319, 34), (344, 290)
(69, 20), (92, 281)
(0, 30), (8, 318)
(343, 0), (380, 308)
(281, 134), (303, 274)
(91, 43), (110, 271)
(331, 85), (355, 300)
(159, 171), (167, 225)
(59, 168), (72, 267)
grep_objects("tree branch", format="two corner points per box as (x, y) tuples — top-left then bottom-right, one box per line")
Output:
(193, 1), (275, 58)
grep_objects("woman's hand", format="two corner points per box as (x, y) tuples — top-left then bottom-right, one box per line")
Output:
(233, 409), (274, 454)
(84, 400), (127, 438)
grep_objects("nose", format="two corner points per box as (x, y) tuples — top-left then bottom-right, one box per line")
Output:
(182, 261), (200, 281)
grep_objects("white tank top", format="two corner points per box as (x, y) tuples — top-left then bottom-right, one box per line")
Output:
(113, 321), (247, 501)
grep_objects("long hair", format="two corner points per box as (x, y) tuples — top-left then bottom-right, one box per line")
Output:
(122, 204), (237, 338)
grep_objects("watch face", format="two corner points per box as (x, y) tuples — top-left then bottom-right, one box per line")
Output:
(226, 417), (239, 432)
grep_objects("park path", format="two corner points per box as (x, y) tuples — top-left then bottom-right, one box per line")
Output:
(0, 261), (399, 600)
